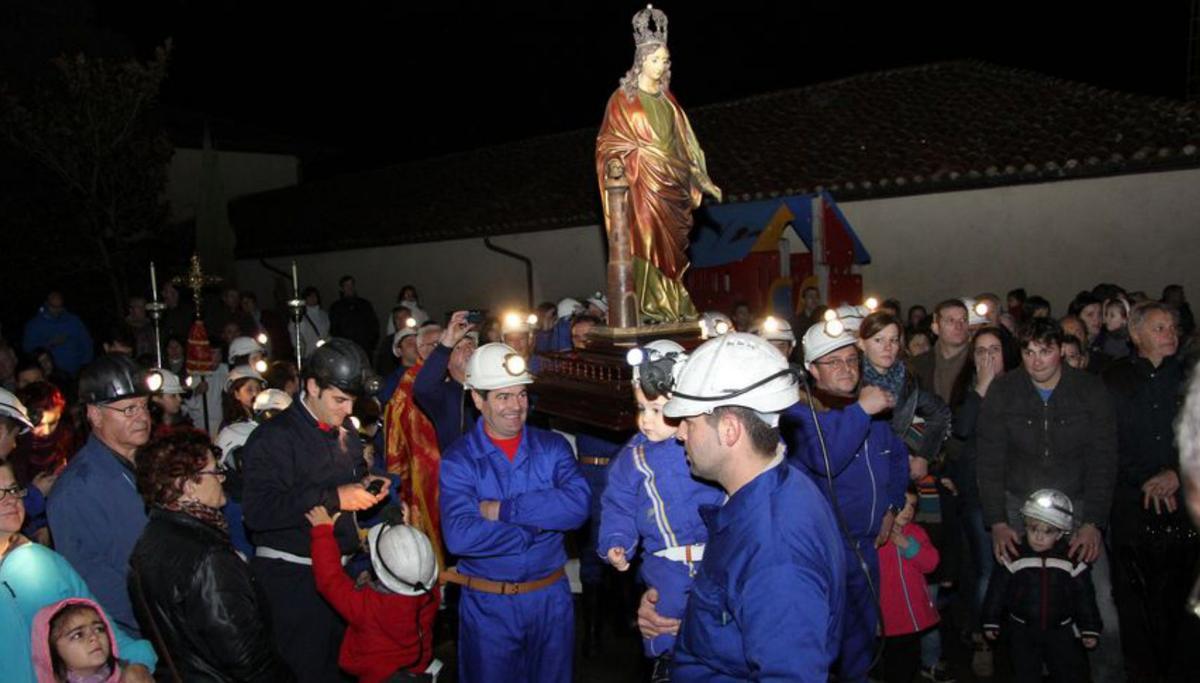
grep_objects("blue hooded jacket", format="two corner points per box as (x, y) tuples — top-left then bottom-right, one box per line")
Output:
(22, 306), (94, 376)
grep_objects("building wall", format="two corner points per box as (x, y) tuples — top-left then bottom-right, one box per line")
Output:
(235, 224), (608, 324)
(168, 148), (300, 223)
(235, 167), (1200, 327)
(838, 168), (1200, 313)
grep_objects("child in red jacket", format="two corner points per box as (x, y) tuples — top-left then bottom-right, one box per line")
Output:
(876, 484), (941, 683)
(306, 505), (440, 683)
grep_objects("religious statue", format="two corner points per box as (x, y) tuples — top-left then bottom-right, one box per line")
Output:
(596, 4), (722, 323)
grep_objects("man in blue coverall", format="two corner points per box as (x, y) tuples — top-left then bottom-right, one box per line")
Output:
(636, 332), (847, 681)
(782, 322), (910, 681)
(439, 342), (590, 682)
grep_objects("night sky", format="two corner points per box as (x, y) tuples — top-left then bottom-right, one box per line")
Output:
(91, 1), (1191, 175)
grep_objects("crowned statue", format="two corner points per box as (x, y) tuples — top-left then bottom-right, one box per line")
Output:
(596, 4), (722, 324)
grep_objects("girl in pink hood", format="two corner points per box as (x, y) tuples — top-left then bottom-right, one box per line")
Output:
(31, 597), (121, 683)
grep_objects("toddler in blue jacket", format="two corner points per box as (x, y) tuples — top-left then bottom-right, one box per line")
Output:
(599, 341), (725, 679)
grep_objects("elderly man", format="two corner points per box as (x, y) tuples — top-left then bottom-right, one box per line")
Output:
(781, 322), (908, 681)
(638, 332), (846, 679)
(439, 342), (590, 682)
(415, 311), (478, 451)
(976, 317), (1123, 681)
(1103, 302), (1200, 681)
(47, 355), (154, 635)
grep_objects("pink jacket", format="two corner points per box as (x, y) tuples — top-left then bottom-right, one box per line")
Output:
(878, 521), (941, 636)
(31, 597), (121, 683)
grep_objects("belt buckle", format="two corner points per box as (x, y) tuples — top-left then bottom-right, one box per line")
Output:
(502, 582), (520, 595)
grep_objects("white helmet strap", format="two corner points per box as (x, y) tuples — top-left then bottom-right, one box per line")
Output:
(371, 523), (432, 595)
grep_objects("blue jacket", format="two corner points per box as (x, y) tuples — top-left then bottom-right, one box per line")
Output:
(534, 316), (575, 354)
(0, 542), (157, 681)
(414, 345), (477, 452)
(22, 307), (94, 375)
(599, 434), (725, 558)
(46, 435), (148, 635)
(672, 459), (846, 681)
(782, 396), (909, 542)
(440, 419), (590, 582)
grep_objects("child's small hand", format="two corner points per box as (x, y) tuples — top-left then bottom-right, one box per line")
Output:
(607, 547), (630, 571)
(1082, 636), (1097, 650)
(305, 505), (340, 527)
(984, 628), (998, 641)
(890, 526), (910, 550)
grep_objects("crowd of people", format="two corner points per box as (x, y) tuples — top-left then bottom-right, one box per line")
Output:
(1, 275), (1198, 683)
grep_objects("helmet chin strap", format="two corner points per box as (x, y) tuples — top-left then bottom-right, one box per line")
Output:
(371, 523), (432, 594)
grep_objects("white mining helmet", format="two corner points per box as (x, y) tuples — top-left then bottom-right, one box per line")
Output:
(626, 339), (687, 388)
(699, 311), (734, 338)
(368, 522), (439, 596)
(662, 333), (798, 427)
(963, 297), (990, 327)
(215, 421), (258, 469)
(225, 365), (266, 392)
(802, 320), (858, 370)
(586, 292), (609, 314)
(229, 336), (266, 360)
(253, 388), (293, 415)
(754, 316), (796, 346)
(155, 369), (186, 395)
(464, 342), (534, 392)
(0, 388), (35, 433)
(1020, 488), (1075, 532)
(556, 297), (584, 320)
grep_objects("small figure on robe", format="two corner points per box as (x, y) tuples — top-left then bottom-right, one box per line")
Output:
(596, 4), (722, 324)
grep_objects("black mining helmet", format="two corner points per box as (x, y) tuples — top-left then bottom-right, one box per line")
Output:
(78, 354), (156, 405)
(305, 338), (380, 396)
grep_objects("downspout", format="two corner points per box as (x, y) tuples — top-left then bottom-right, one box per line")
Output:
(483, 237), (534, 309)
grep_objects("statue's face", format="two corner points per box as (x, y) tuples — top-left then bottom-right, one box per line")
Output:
(642, 45), (670, 82)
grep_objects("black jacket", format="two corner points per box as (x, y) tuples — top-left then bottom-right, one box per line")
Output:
(975, 366), (1118, 528)
(328, 295), (380, 357)
(981, 539), (1102, 638)
(241, 400), (364, 557)
(888, 368), (952, 463)
(128, 509), (293, 682)
(1102, 354), (1186, 497)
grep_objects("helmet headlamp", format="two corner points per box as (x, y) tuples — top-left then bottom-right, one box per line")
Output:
(502, 353), (527, 377)
(255, 332), (269, 346)
(864, 297), (879, 311)
(145, 370), (164, 393)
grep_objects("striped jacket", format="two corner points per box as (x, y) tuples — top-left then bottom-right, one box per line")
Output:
(981, 539), (1102, 638)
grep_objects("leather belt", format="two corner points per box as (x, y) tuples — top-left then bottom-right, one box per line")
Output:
(579, 456), (611, 467)
(440, 567), (565, 595)
(654, 543), (705, 563)
(256, 546), (350, 567)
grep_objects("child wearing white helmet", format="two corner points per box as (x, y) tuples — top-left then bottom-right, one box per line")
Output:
(599, 340), (725, 679)
(981, 489), (1101, 682)
(305, 504), (440, 681)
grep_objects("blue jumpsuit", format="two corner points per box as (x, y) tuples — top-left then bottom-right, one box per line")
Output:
(574, 427), (629, 586)
(782, 400), (909, 682)
(599, 433), (726, 656)
(672, 458), (846, 681)
(440, 419), (591, 682)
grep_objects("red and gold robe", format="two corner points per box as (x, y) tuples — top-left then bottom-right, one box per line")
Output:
(383, 363), (445, 570)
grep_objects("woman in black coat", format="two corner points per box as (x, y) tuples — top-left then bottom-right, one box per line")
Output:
(128, 431), (292, 682)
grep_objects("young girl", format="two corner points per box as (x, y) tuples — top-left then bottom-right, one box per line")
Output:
(1097, 297), (1132, 360)
(877, 485), (941, 683)
(599, 340), (725, 680)
(32, 598), (121, 683)
(220, 365), (265, 429)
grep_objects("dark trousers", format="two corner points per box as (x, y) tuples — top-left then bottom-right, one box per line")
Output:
(879, 632), (922, 683)
(1008, 621), (1088, 683)
(253, 557), (348, 683)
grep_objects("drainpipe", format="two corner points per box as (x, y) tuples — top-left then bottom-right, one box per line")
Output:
(483, 238), (534, 309)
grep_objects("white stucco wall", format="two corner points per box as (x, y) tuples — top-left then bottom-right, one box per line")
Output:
(168, 148), (300, 223)
(838, 168), (1200, 313)
(235, 167), (1200, 324)
(235, 224), (608, 322)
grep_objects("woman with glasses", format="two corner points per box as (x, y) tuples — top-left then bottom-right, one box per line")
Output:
(128, 431), (292, 681)
(0, 460), (158, 682)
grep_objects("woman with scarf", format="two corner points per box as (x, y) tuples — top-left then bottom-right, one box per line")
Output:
(128, 431), (292, 681)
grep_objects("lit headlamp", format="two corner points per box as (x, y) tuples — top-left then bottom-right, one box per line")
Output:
(975, 301), (989, 317)
(763, 316), (781, 334)
(254, 359), (269, 374)
(256, 332), (269, 346)
(502, 353), (527, 376)
(185, 375), (195, 389)
(626, 346), (683, 400)
(315, 338), (327, 348)
(145, 370), (164, 393)
(864, 297), (879, 311)
(405, 317), (417, 329)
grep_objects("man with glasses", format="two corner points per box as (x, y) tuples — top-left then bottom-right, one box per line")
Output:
(781, 322), (909, 681)
(911, 299), (973, 405)
(47, 354), (155, 636)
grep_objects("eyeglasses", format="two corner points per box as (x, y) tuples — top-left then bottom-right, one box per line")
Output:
(0, 485), (28, 501)
(811, 356), (860, 371)
(196, 465), (228, 479)
(98, 402), (150, 418)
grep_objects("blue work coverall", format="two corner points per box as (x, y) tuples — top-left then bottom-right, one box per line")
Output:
(599, 433), (725, 656)
(440, 419), (591, 682)
(574, 425), (628, 585)
(672, 457), (846, 681)
(47, 435), (149, 636)
(782, 398), (909, 682)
